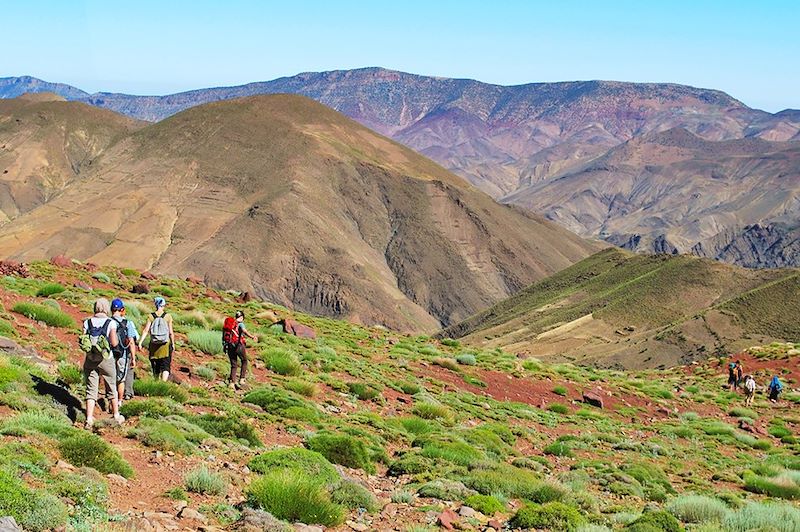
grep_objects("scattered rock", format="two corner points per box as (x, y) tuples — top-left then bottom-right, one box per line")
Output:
(186, 276), (204, 285)
(0, 516), (22, 532)
(293, 525), (324, 532)
(437, 508), (459, 530)
(487, 519), (503, 530)
(178, 507), (207, 522)
(73, 281), (92, 291)
(739, 419), (768, 436)
(458, 505), (477, 518)
(141, 271), (157, 280)
(173, 500), (188, 513)
(346, 520), (369, 531)
(107, 473), (128, 485)
(50, 254), (73, 268)
(0, 260), (29, 277)
(278, 318), (317, 339)
(55, 459), (76, 471)
(131, 283), (150, 294)
(583, 390), (604, 409)
(239, 291), (252, 303)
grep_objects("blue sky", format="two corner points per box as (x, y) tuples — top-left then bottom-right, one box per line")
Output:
(4, 0), (798, 111)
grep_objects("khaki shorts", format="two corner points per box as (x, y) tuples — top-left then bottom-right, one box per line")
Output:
(84, 355), (117, 402)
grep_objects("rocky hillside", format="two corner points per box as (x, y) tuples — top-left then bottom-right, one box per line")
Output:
(0, 260), (798, 531)
(441, 248), (800, 369)
(0, 94), (599, 331)
(3, 69), (798, 268)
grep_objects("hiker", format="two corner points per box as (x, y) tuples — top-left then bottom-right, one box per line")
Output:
(109, 299), (139, 406)
(727, 361), (738, 391)
(768, 375), (783, 403)
(80, 298), (124, 428)
(138, 297), (175, 381)
(744, 374), (757, 406)
(735, 360), (744, 388)
(223, 310), (257, 389)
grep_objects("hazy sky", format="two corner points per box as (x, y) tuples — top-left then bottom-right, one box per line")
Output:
(3, 0), (798, 111)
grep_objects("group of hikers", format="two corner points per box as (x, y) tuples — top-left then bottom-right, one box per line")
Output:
(79, 296), (254, 429)
(726, 359), (784, 406)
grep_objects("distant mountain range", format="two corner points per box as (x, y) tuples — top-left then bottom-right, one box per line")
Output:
(2, 68), (799, 267)
(0, 93), (598, 330)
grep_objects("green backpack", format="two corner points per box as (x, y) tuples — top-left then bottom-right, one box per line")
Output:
(79, 318), (112, 363)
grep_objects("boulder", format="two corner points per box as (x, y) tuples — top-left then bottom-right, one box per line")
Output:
(583, 391), (604, 409)
(278, 319), (317, 340)
(178, 507), (207, 523)
(131, 283), (150, 294)
(437, 508), (459, 530)
(0, 260), (29, 277)
(239, 291), (252, 303)
(49, 254), (73, 268)
(141, 271), (157, 280)
(458, 505), (477, 518)
(739, 419), (768, 436)
(0, 516), (22, 531)
(186, 276), (204, 285)
(73, 281), (92, 291)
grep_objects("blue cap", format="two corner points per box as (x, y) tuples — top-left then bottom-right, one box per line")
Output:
(154, 296), (166, 308)
(111, 298), (125, 311)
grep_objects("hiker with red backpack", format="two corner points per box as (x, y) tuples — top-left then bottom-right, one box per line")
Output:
(223, 310), (257, 389)
(79, 298), (125, 429)
(138, 297), (175, 381)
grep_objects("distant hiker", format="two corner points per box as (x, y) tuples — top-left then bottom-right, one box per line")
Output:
(744, 374), (757, 406)
(79, 298), (125, 428)
(735, 360), (744, 387)
(768, 375), (783, 403)
(109, 298), (139, 405)
(222, 310), (257, 389)
(138, 297), (175, 381)
(727, 361), (738, 391)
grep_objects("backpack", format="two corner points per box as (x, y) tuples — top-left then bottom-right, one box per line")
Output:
(79, 318), (112, 363)
(771, 378), (783, 392)
(222, 317), (240, 347)
(112, 317), (130, 359)
(149, 312), (170, 344)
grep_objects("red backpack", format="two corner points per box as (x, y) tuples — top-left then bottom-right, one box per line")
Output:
(222, 317), (240, 346)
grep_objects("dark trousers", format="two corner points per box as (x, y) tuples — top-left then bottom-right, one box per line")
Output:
(227, 343), (248, 381)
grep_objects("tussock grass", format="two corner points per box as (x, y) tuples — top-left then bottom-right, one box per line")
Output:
(184, 465), (227, 495)
(306, 432), (374, 473)
(119, 397), (183, 418)
(509, 502), (585, 531)
(262, 347), (302, 376)
(187, 329), (223, 355)
(133, 379), (188, 403)
(11, 302), (75, 328)
(666, 494), (730, 523)
(59, 432), (134, 478)
(246, 469), (344, 527)
(411, 402), (452, 421)
(35, 283), (65, 297)
(284, 379), (317, 397)
(249, 447), (339, 484)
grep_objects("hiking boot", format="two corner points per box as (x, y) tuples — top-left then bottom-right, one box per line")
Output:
(84, 417), (95, 430)
(238, 378), (247, 388)
(114, 414), (125, 425)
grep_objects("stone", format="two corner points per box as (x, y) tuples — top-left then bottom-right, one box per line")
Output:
(239, 291), (252, 303)
(438, 508), (459, 530)
(739, 419), (768, 436)
(50, 254), (73, 268)
(294, 525), (324, 532)
(73, 281), (92, 291)
(141, 271), (157, 280)
(458, 505), (477, 518)
(186, 276), (204, 285)
(178, 507), (207, 522)
(487, 519), (503, 530)
(55, 459), (76, 471)
(583, 391), (604, 409)
(131, 283), (150, 294)
(278, 318), (317, 339)
(0, 516), (22, 532)
(107, 473), (128, 485)
(0, 260), (29, 277)
(173, 500), (188, 513)
(346, 520), (369, 531)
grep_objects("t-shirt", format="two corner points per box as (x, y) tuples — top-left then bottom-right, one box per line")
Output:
(126, 320), (139, 340)
(83, 315), (118, 336)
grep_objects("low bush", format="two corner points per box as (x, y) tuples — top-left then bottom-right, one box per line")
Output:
(624, 510), (681, 532)
(347, 382), (380, 401)
(398, 381), (421, 395)
(464, 494), (504, 515)
(59, 432), (134, 478)
(248, 447), (339, 484)
(456, 353), (477, 365)
(391, 489), (415, 504)
(190, 414), (261, 447)
(397, 416), (434, 435)
(11, 302), (75, 328)
(246, 469), (344, 527)
(723, 501), (800, 532)
(330, 479), (378, 512)
(417, 479), (475, 501)
(421, 439), (484, 467)
(0, 469), (69, 532)
(544, 441), (574, 457)
(729, 407), (758, 419)
(433, 357), (459, 371)
(133, 379), (188, 403)
(174, 311), (208, 329)
(119, 397), (183, 418)
(388, 453), (436, 476)
(548, 403), (570, 414)
(57, 362), (82, 386)
(262, 348), (302, 376)
(35, 283), (65, 297)
(193, 365), (217, 381)
(127, 416), (210, 454)
(184, 465), (227, 495)
(412, 402), (452, 421)
(92, 272), (111, 283)
(440, 338), (460, 347)
(306, 432), (374, 473)
(743, 472), (800, 500)
(243, 387), (320, 422)
(0, 409), (73, 438)
(553, 385), (568, 396)
(509, 502), (585, 531)
(0, 317), (15, 338)
(285, 379), (317, 397)
(187, 329), (223, 355)
(667, 494), (730, 524)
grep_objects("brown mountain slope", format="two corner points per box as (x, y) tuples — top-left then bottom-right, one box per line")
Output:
(0, 95), (143, 222)
(0, 94), (600, 330)
(440, 248), (800, 369)
(503, 128), (800, 266)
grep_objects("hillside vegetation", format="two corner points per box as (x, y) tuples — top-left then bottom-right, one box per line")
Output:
(0, 259), (798, 530)
(442, 248), (800, 369)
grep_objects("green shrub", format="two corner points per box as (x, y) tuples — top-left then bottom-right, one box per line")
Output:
(193, 365), (217, 381)
(53, 468), (109, 525)
(285, 379), (317, 397)
(548, 403), (570, 414)
(456, 354), (477, 365)
(262, 348), (302, 376)
(243, 387), (320, 421)
(57, 362), (82, 386)
(412, 402), (452, 421)
(306, 433), (374, 473)
(398, 381), (421, 395)
(397, 416), (434, 435)
(59, 432), (134, 478)
(119, 397), (183, 418)
(187, 329), (223, 355)
(391, 490), (414, 504)
(184, 465), (227, 495)
(768, 424), (792, 439)
(441, 338), (460, 347)
(544, 441), (574, 457)
(246, 469), (344, 527)
(667, 494), (730, 524)
(11, 302), (75, 328)
(734, 432), (771, 450)
(464, 465), (561, 501)
(729, 407), (758, 419)
(388, 453), (436, 476)
(347, 382), (380, 401)
(0, 469), (69, 532)
(621, 462), (675, 501)
(330, 479), (378, 512)
(0, 409), (73, 438)
(0, 317), (16, 338)
(92, 272), (111, 283)
(553, 385), (568, 396)
(133, 379), (188, 403)
(433, 357), (459, 371)
(464, 494), (504, 515)
(35, 283), (65, 297)
(249, 447), (339, 484)
(509, 502), (585, 531)
(723, 502), (800, 532)
(743, 472), (800, 500)
(417, 479), (474, 501)
(154, 285), (176, 297)
(624, 510), (682, 532)
(421, 439), (484, 467)
(190, 414), (261, 447)
(127, 416), (210, 454)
